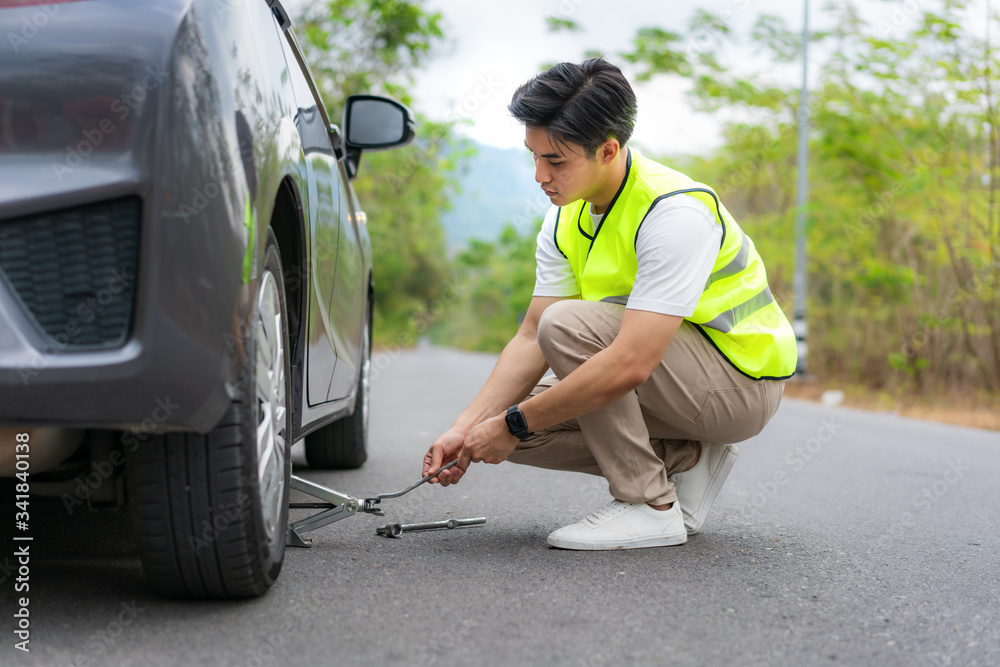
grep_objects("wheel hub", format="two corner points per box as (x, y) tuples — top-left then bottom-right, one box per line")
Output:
(255, 272), (286, 540)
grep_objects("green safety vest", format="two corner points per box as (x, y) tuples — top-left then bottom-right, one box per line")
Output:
(554, 149), (796, 380)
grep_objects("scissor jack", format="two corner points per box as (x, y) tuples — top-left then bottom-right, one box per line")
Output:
(286, 461), (485, 547)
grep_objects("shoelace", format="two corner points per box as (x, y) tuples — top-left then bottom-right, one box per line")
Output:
(583, 500), (632, 526)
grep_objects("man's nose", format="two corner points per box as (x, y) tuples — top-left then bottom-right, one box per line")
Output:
(534, 160), (549, 184)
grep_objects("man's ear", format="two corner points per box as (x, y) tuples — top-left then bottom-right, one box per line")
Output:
(598, 139), (620, 165)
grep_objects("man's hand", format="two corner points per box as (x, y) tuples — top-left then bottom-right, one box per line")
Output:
(422, 297), (556, 489)
(426, 415), (519, 487)
(458, 414), (519, 469)
(424, 428), (467, 486)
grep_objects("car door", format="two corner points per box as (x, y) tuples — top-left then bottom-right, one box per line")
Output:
(325, 158), (365, 400)
(279, 33), (343, 406)
(303, 125), (341, 406)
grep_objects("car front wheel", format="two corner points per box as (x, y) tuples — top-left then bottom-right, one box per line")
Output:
(127, 230), (292, 599)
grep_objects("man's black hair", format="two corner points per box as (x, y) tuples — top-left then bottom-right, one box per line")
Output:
(508, 57), (637, 158)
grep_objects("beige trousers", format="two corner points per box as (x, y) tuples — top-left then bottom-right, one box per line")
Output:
(508, 300), (785, 506)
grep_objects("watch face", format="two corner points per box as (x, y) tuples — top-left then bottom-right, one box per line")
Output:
(506, 408), (527, 434)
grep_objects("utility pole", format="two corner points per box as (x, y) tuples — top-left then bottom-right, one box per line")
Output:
(793, 0), (810, 376)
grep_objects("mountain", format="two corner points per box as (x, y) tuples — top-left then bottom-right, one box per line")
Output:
(441, 142), (547, 251)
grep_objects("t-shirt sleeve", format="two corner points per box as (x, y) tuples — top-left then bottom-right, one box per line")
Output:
(626, 194), (722, 317)
(533, 205), (579, 298)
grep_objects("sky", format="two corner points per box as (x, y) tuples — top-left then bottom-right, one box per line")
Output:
(403, 0), (994, 157)
(284, 0), (995, 158)
(409, 0), (827, 157)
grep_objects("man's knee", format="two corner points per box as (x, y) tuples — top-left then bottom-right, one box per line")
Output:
(538, 300), (597, 367)
(538, 300), (577, 359)
(537, 300), (621, 365)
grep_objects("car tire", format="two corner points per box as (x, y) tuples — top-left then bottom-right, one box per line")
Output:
(127, 230), (292, 599)
(303, 310), (371, 470)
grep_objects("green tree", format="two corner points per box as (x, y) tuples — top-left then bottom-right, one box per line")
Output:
(351, 120), (473, 339)
(294, 0), (470, 345)
(297, 0), (443, 106)
(441, 221), (540, 351)
(542, 0), (1000, 396)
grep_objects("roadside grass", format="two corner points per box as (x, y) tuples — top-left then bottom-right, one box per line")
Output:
(783, 378), (1000, 432)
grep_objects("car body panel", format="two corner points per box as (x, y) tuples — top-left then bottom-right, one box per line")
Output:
(327, 158), (367, 400)
(0, 0), (375, 442)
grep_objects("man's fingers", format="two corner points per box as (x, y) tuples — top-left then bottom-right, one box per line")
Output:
(425, 446), (444, 483)
(438, 467), (458, 486)
(443, 465), (465, 486)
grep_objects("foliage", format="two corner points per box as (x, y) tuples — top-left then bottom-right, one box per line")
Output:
(437, 221), (540, 351)
(349, 119), (473, 342)
(294, 0), (1000, 401)
(545, 17), (582, 33)
(620, 0), (1000, 394)
(297, 0), (444, 106)
(294, 0), (470, 345)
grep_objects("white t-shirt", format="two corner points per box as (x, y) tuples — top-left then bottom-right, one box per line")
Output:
(533, 194), (722, 317)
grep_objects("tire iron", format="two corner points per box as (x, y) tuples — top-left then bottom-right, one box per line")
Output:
(361, 460), (460, 515)
(376, 517), (487, 538)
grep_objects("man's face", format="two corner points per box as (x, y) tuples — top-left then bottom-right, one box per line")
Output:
(524, 126), (605, 207)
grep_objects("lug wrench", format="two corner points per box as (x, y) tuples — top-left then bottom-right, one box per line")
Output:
(361, 460), (459, 514)
(376, 517), (487, 538)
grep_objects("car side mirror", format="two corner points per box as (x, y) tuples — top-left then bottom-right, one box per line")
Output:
(342, 95), (415, 179)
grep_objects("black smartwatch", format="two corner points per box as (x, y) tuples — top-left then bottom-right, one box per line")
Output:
(505, 405), (534, 440)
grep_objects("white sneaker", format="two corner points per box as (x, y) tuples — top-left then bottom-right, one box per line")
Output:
(546, 500), (687, 550)
(668, 442), (740, 535)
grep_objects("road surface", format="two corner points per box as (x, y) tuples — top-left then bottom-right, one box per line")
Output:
(1, 346), (998, 666)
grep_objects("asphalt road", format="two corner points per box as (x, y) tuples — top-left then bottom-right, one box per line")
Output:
(2, 346), (999, 667)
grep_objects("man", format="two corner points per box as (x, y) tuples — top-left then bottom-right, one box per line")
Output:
(423, 58), (796, 550)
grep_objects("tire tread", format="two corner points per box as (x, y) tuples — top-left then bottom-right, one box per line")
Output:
(126, 234), (290, 599)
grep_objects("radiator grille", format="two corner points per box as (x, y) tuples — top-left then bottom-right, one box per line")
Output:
(0, 197), (141, 350)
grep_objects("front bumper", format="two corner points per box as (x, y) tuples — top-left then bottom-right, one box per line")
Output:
(0, 189), (237, 434)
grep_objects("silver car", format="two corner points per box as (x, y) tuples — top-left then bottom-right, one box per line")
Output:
(0, 0), (413, 597)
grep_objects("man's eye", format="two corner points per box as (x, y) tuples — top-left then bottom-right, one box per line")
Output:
(549, 161), (564, 167)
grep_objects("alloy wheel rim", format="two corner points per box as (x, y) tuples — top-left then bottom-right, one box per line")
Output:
(255, 271), (286, 541)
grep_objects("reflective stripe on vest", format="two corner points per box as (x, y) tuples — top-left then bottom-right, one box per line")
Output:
(554, 149), (797, 380)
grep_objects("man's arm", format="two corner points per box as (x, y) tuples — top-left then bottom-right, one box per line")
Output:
(452, 195), (718, 475)
(423, 295), (567, 485)
(515, 193), (719, 428)
(519, 309), (683, 431)
(456, 308), (684, 470)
